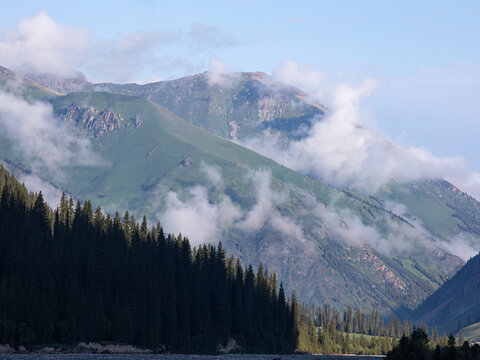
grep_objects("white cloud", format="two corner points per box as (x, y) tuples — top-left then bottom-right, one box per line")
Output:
(438, 233), (480, 261)
(315, 203), (394, 254)
(188, 23), (237, 52)
(155, 166), (304, 246)
(18, 174), (63, 207)
(273, 60), (328, 102)
(235, 169), (301, 239)
(0, 91), (104, 181)
(86, 30), (179, 83)
(207, 57), (241, 88)
(158, 185), (242, 246)
(235, 169), (274, 232)
(200, 160), (222, 187)
(0, 12), (88, 78)
(0, 12), (239, 83)
(240, 60), (480, 200)
(314, 199), (480, 259)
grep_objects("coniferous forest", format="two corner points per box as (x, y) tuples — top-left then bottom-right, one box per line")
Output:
(1, 166), (466, 356)
(387, 328), (480, 360)
(0, 166), (296, 353)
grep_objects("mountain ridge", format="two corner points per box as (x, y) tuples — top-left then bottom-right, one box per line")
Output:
(28, 69), (326, 142)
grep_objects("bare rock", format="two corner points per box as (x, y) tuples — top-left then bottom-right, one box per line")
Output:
(62, 104), (123, 137)
(179, 155), (193, 167)
(130, 115), (141, 128)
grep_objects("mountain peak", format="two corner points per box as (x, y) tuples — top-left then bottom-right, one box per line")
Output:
(24, 71), (89, 95)
(73, 70), (325, 141)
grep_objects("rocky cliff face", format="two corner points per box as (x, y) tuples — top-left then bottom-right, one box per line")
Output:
(138, 72), (324, 141)
(62, 103), (124, 137)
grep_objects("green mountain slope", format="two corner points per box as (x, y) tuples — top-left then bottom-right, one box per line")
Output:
(378, 179), (480, 240)
(0, 66), (475, 317)
(412, 252), (480, 334)
(55, 70), (480, 255)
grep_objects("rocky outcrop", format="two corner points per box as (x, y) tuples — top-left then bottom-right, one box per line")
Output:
(179, 155), (193, 167)
(359, 245), (407, 291)
(217, 339), (243, 354)
(62, 104), (123, 137)
(130, 115), (141, 128)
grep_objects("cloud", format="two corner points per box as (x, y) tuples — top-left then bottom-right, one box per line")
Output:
(200, 160), (222, 187)
(273, 60), (328, 101)
(207, 57), (241, 88)
(0, 91), (104, 181)
(314, 202), (395, 254)
(0, 12), (239, 83)
(234, 169), (302, 240)
(240, 60), (480, 200)
(188, 23), (238, 52)
(155, 165), (304, 246)
(86, 30), (179, 83)
(235, 170), (274, 232)
(438, 233), (480, 261)
(158, 185), (242, 246)
(18, 174), (64, 207)
(314, 199), (480, 259)
(383, 200), (480, 261)
(0, 11), (88, 78)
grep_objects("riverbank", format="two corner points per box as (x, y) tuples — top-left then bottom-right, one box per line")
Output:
(0, 344), (385, 358)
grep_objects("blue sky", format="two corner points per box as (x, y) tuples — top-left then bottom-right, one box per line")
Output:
(1, 0), (480, 173)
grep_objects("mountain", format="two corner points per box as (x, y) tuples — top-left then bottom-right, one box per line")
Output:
(31, 70), (325, 142)
(37, 70), (480, 244)
(0, 66), (478, 317)
(412, 252), (480, 334)
(0, 65), (58, 100)
(25, 71), (88, 95)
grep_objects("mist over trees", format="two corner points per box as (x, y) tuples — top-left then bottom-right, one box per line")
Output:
(0, 166), (296, 353)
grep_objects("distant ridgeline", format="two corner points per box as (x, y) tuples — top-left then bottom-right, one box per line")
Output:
(0, 166), (416, 355)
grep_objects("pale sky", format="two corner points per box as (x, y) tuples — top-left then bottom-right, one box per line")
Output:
(1, 0), (480, 173)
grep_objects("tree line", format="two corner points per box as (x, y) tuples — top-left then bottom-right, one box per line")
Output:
(387, 328), (480, 360)
(0, 166), (296, 353)
(293, 302), (399, 354)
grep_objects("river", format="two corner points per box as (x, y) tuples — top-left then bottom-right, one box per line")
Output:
(0, 354), (384, 360)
